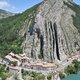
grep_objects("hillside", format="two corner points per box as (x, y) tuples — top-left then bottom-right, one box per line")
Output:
(0, 9), (13, 19)
(0, 3), (41, 57)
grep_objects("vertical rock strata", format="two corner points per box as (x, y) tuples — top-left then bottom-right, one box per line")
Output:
(23, 0), (80, 63)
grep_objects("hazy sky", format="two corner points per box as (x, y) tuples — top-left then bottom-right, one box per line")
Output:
(0, 0), (80, 13)
(73, 0), (80, 5)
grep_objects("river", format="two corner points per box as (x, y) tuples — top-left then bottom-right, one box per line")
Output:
(62, 74), (80, 80)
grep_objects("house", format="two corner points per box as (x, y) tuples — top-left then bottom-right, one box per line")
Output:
(21, 56), (31, 63)
(31, 63), (43, 70)
(3, 52), (21, 66)
(23, 62), (57, 70)
(8, 66), (21, 73)
(42, 63), (57, 70)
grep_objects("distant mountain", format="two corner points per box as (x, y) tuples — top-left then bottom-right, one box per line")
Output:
(0, 9), (14, 19)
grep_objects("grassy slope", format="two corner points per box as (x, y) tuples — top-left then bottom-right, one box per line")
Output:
(0, 3), (41, 57)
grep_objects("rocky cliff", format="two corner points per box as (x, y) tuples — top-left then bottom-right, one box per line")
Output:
(22, 0), (80, 63)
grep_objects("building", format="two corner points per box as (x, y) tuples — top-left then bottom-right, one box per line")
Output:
(8, 66), (21, 73)
(3, 52), (21, 66)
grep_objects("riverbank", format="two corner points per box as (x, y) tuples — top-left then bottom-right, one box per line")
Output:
(59, 60), (80, 80)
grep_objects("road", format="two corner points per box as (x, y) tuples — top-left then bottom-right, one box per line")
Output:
(22, 60), (72, 74)
(0, 59), (72, 75)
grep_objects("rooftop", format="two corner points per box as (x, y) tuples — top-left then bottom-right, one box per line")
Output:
(8, 66), (21, 71)
(5, 55), (18, 62)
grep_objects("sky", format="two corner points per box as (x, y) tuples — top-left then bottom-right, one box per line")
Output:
(0, 0), (80, 13)
(73, 0), (80, 5)
(0, 0), (43, 13)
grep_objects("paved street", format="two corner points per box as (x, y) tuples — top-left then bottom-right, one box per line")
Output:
(22, 60), (72, 74)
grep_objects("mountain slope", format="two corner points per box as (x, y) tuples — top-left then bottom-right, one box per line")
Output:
(0, 3), (40, 57)
(0, 9), (13, 19)
(22, 0), (80, 63)
(0, 0), (80, 63)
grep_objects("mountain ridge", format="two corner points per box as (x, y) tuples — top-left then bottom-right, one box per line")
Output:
(0, 0), (80, 63)
(0, 9), (14, 19)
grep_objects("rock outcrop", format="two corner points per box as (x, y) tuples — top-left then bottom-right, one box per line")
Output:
(22, 0), (80, 63)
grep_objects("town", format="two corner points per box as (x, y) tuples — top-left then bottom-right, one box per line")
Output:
(0, 52), (80, 74)
(1, 52), (57, 73)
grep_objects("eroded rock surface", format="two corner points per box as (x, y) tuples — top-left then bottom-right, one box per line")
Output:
(22, 0), (80, 63)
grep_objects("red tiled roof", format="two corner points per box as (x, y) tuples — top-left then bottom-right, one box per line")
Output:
(8, 66), (21, 71)
(5, 55), (18, 62)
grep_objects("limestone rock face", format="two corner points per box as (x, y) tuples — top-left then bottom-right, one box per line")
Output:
(22, 0), (80, 63)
